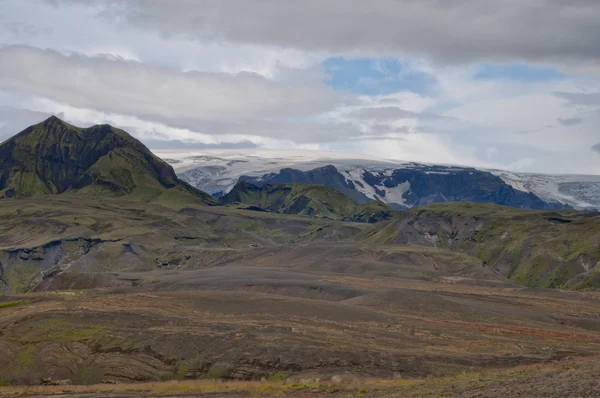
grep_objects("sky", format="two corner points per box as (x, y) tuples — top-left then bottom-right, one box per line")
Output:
(0, 0), (599, 174)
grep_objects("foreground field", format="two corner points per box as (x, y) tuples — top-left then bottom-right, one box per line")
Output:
(1, 275), (599, 386)
(1, 355), (599, 397)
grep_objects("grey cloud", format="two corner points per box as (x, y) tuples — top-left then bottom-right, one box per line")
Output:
(3, 21), (52, 39)
(557, 117), (583, 126)
(592, 143), (600, 153)
(0, 46), (344, 125)
(514, 125), (554, 135)
(49, 0), (600, 66)
(346, 106), (447, 121)
(554, 92), (600, 105)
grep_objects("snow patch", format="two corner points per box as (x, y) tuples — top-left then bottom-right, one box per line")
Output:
(377, 181), (411, 205)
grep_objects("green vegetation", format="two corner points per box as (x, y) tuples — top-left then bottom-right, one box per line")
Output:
(222, 181), (392, 222)
(15, 319), (106, 344)
(0, 116), (216, 206)
(175, 362), (190, 380)
(0, 300), (28, 309)
(204, 365), (231, 380)
(12, 345), (36, 371)
(395, 202), (600, 288)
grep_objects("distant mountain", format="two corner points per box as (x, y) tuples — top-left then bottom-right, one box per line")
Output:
(0, 116), (217, 204)
(156, 150), (594, 210)
(238, 164), (568, 211)
(222, 181), (392, 222)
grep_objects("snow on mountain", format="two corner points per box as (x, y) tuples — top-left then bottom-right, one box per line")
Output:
(154, 149), (600, 210)
(155, 149), (402, 194)
(490, 170), (600, 210)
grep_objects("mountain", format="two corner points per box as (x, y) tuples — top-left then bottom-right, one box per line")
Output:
(156, 150), (594, 210)
(222, 181), (392, 222)
(0, 116), (217, 204)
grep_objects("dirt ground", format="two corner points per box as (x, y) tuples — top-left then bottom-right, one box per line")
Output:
(1, 269), (600, 387)
(1, 355), (599, 397)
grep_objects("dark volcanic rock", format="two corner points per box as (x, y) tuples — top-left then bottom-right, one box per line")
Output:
(240, 165), (371, 203)
(239, 164), (570, 211)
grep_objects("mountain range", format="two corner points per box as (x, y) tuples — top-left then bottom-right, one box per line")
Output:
(158, 150), (600, 211)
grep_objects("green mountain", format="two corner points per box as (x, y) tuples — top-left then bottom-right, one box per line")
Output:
(222, 181), (392, 222)
(0, 116), (217, 205)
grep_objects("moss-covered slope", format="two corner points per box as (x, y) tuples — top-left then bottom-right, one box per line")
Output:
(222, 181), (392, 222)
(358, 201), (600, 289)
(0, 116), (217, 205)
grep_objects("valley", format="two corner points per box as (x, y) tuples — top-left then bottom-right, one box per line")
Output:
(0, 117), (599, 396)
(1, 194), (600, 394)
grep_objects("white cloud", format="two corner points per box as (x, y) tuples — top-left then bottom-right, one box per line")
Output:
(0, 46), (344, 129)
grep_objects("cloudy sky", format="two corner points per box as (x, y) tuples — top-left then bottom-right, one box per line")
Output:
(1, 0), (600, 174)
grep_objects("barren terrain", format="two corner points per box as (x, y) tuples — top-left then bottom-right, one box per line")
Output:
(1, 196), (599, 396)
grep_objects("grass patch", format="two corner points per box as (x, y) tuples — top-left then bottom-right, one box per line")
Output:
(266, 372), (289, 381)
(204, 365), (231, 380)
(12, 345), (36, 371)
(15, 319), (107, 344)
(175, 362), (190, 380)
(0, 300), (28, 309)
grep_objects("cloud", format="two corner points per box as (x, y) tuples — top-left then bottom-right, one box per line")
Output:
(0, 46), (350, 138)
(2, 0), (320, 77)
(1, 2), (599, 175)
(345, 106), (447, 121)
(143, 139), (258, 151)
(593, 143), (600, 154)
(554, 91), (600, 106)
(47, 0), (600, 68)
(557, 117), (583, 126)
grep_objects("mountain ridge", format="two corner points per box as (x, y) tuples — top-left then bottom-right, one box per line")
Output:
(160, 151), (583, 211)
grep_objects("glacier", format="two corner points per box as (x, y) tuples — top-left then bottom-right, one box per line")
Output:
(154, 149), (600, 211)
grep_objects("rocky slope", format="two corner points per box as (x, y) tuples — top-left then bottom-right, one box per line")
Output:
(238, 164), (566, 211)
(357, 202), (600, 289)
(0, 116), (216, 204)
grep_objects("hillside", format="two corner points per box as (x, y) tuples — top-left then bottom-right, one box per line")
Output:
(356, 202), (600, 289)
(221, 181), (392, 222)
(1, 196), (600, 387)
(0, 116), (217, 205)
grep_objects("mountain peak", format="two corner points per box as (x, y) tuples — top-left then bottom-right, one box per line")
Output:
(43, 115), (63, 124)
(38, 115), (71, 129)
(0, 118), (216, 204)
